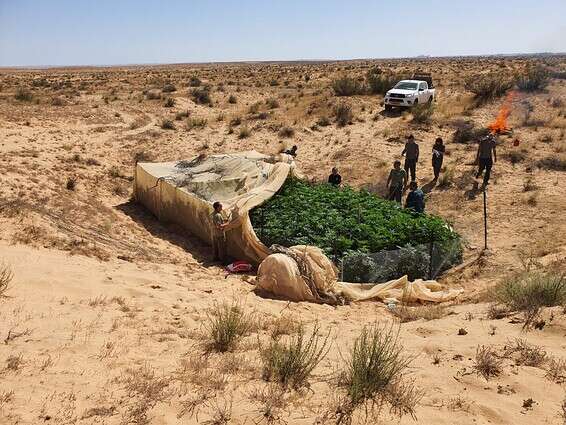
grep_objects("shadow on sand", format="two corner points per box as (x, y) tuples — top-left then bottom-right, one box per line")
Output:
(115, 200), (214, 265)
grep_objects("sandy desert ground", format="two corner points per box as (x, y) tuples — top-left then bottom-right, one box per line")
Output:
(1, 56), (566, 424)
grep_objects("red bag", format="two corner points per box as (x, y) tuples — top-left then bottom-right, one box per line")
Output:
(225, 261), (253, 273)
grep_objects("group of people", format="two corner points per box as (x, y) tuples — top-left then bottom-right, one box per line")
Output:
(212, 134), (497, 262)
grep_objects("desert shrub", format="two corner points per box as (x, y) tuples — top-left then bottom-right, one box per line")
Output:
(336, 324), (421, 421)
(266, 98), (279, 109)
(411, 103), (434, 124)
(516, 65), (549, 92)
(186, 117), (207, 130)
(162, 83), (177, 93)
(464, 73), (512, 104)
(334, 103), (353, 127)
(188, 76), (201, 87)
(145, 90), (161, 100)
(545, 357), (566, 384)
(250, 179), (461, 261)
(342, 251), (378, 283)
(66, 177), (77, 191)
(51, 96), (66, 106)
(248, 102), (261, 114)
(0, 264), (13, 298)
(229, 116), (242, 126)
(161, 119), (175, 130)
(376, 244), (431, 282)
(502, 150), (527, 165)
(133, 150), (153, 164)
(175, 110), (190, 120)
(277, 126), (294, 138)
(14, 87), (33, 102)
(366, 68), (402, 95)
(260, 324), (329, 389)
(437, 167), (454, 188)
(316, 116), (331, 127)
(163, 97), (175, 107)
(190, 87), (211, 105)
(452, 119), (489, 144)
(238, 125), (251, 139)
(493, 271), (566, 329)
(204, 301), (255, 353)
(537, 156), (566, 171)
(331, 76), (364, 96)
(390, 304), (451, 323)
(506, 338), (547, 367)
(228, 94), (237, 104)
(473, 345), (503, 380)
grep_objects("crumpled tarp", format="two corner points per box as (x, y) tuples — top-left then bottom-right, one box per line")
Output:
(256, 245), (463, 303)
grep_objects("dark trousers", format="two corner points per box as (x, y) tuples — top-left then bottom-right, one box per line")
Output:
(404, 158), (417, 181)
(476, 157), (493, 185)
(432, 159), (443, 180)
(388, 185), (403, 203)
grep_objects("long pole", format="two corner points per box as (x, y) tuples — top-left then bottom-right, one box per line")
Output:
(483, 188), (488, 250)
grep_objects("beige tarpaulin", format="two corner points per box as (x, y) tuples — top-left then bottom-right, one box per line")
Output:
(256, 245), (463, 303)
(134, 151), (296, 265)
(135, 151), (462, 304)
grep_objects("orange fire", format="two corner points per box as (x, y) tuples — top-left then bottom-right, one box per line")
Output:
(488, 91), (514, 134)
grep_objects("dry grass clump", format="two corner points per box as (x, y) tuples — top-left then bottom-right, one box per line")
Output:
(516, 65), (549, 92)
(120, 364), (172, 425)
(163, 97), (175, 107)
(561, 398), (566, 425)
(391, 304), (451, 323)
(0, 390), (15, 409)
(14, 87), (33, 102)
(492, 271), (566, 329)
(537, 155), (566, 171)
(238, 125), (251, 139)
(545, 357), (566, 384)
(204, 301), (255, 353)
(278, 126), (294, 138)
(334, 103), (353, 127)
(265, 315), (302, 340)
(464, 73), (512, 105)
(473, 345), (503, 380)
(331, 76), (364, 96)
(334, 324), (422, 423)
(366, 68), (402, 95)
(260, 323), (329, 389)
(227, 94), (237, 104)
(411, 103), (434, 124)
(161, 119), (175, 130)
(248, 384), (289, 424)
(186, 117), (207, 130)
(191, 87), (212, 105)
(451, 119), (489, 144)
(505, 338), (547, 367)
(162, 83), (176, 93)
(0, 263), (14, 298)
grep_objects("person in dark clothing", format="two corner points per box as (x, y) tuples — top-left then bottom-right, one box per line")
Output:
(387, 160), (407, 203)
(402, 135), (419, 182)
(475, 135), (497, 187)
(283, 145), (298, 157)
(432, 137), (445, 181)
(405, 181), (425, 213)
(328, 167), (342, 186)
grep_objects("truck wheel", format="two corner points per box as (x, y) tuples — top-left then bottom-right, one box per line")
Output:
(384, 104), (392, 112)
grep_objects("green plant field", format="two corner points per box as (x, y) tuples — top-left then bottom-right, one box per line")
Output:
(250, 179), (461, 263)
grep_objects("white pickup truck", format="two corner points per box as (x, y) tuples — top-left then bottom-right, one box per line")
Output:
(384, 74), (435, 111)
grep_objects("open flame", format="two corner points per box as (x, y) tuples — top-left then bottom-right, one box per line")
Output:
(488, 91), (514, 134)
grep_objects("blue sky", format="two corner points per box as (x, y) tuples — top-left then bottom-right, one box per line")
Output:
(1, 0), (565, 67)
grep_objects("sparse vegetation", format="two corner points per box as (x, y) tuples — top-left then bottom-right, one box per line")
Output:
(162, 83), (177, 93)
(260, 323), (329, 389)
(537, 156), (566, 171)
(204, 301), (255, 352)
(278, 126), (294, 138)
(331, 76), (364, 96)
(411, 103), (434, 124)
(0, 263), (14, 298)
(465, 73), (513, 104)
(334, 103), (353, 127)
(492, 271), (566, 329)
(191, 87), (212, 105)
(391, 304), (451, 323)
(238, 125), (251, 139)
(473, 345), (504, 380)
(452, 119), (489, 143)
(163, 97), (175, 107)
(516, 65), (549, 92)
(228, 94), (237, 104)
(366, 67), (402, 95)
(14, 87), (33, 102)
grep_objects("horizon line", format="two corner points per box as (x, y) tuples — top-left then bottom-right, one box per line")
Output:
(1, 51), (565, 71)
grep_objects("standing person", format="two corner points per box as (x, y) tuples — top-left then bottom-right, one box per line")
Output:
(432, 137), (445, 181)
(402, 135), (419, 182)
(405, 181), (425, 213)
(387, 160), (407, 203)
(211, 201), (229, 263)
(475, 135), (497, 187)
(328, 167), (342, 186)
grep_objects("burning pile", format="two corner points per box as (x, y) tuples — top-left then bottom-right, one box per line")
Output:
(488, 91), (514, 134)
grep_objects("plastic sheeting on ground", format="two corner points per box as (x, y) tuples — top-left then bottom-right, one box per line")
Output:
(134, 151), (296, 265)
(256, 245), (463, 304)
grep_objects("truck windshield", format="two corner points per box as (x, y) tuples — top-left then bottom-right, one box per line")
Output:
(394, 82), (418, 90)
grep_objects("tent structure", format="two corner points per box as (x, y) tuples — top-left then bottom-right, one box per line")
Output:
(134, 151), (463, 304)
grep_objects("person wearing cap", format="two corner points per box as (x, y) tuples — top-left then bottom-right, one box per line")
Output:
(328, 167), (342, 186)
(401, 135), (419, 182)
(475, 135), (497, 187)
